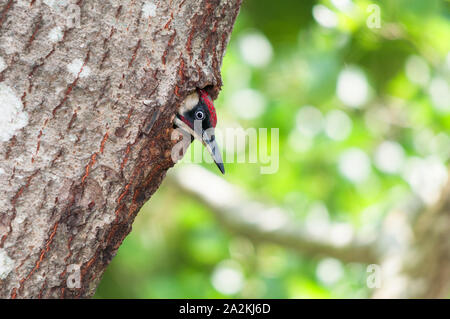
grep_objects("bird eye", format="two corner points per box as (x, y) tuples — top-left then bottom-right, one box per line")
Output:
(195, 110), (205, 120)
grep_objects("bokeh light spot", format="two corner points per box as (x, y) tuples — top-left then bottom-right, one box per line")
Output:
(405, 55), (430, 87)
(230, 89), (267, 119)
(338, 148), (371, 183)
(316, 258), (344, 285)
(296, 105), (323, 138)
(312, 5), (338, 28)
(337, 66), (369, 108)
(374, 141), (405, 174)
(402, 156), (448, 205)
(428, 76), (450, 113)
(211, 260), (245, 295)
(325, 109), (352, 141)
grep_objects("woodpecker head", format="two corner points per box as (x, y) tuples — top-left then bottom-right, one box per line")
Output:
(174, 89), (225, 174)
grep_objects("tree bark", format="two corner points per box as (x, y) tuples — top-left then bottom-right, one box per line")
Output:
(0, 0), (242, 298)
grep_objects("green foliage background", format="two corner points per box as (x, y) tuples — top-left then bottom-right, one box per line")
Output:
(95, 0), (450, 298)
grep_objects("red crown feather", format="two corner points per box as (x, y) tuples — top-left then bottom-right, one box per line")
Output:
(199, 89), (217, 127)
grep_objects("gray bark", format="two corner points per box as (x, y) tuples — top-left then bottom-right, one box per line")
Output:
(0, 0), (242, 298)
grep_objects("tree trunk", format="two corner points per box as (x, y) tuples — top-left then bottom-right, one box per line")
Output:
(0, 0), (241, 298)
(169, 165), (450, 298)
(373, 170), (450, 298)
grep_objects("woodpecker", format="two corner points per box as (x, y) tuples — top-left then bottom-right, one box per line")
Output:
(174, 89), (225, 174)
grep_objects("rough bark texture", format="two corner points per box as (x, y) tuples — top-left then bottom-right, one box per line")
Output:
(0, 0), (241, 298)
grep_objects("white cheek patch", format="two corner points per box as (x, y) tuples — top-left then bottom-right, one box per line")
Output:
(179, 92), (199, 114)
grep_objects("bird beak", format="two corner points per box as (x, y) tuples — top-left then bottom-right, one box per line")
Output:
(174, 117), (225, 174)
(202, 131), (225, 175)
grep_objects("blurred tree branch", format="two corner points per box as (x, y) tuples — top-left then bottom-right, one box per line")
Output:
(167, 165), (380, 264)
